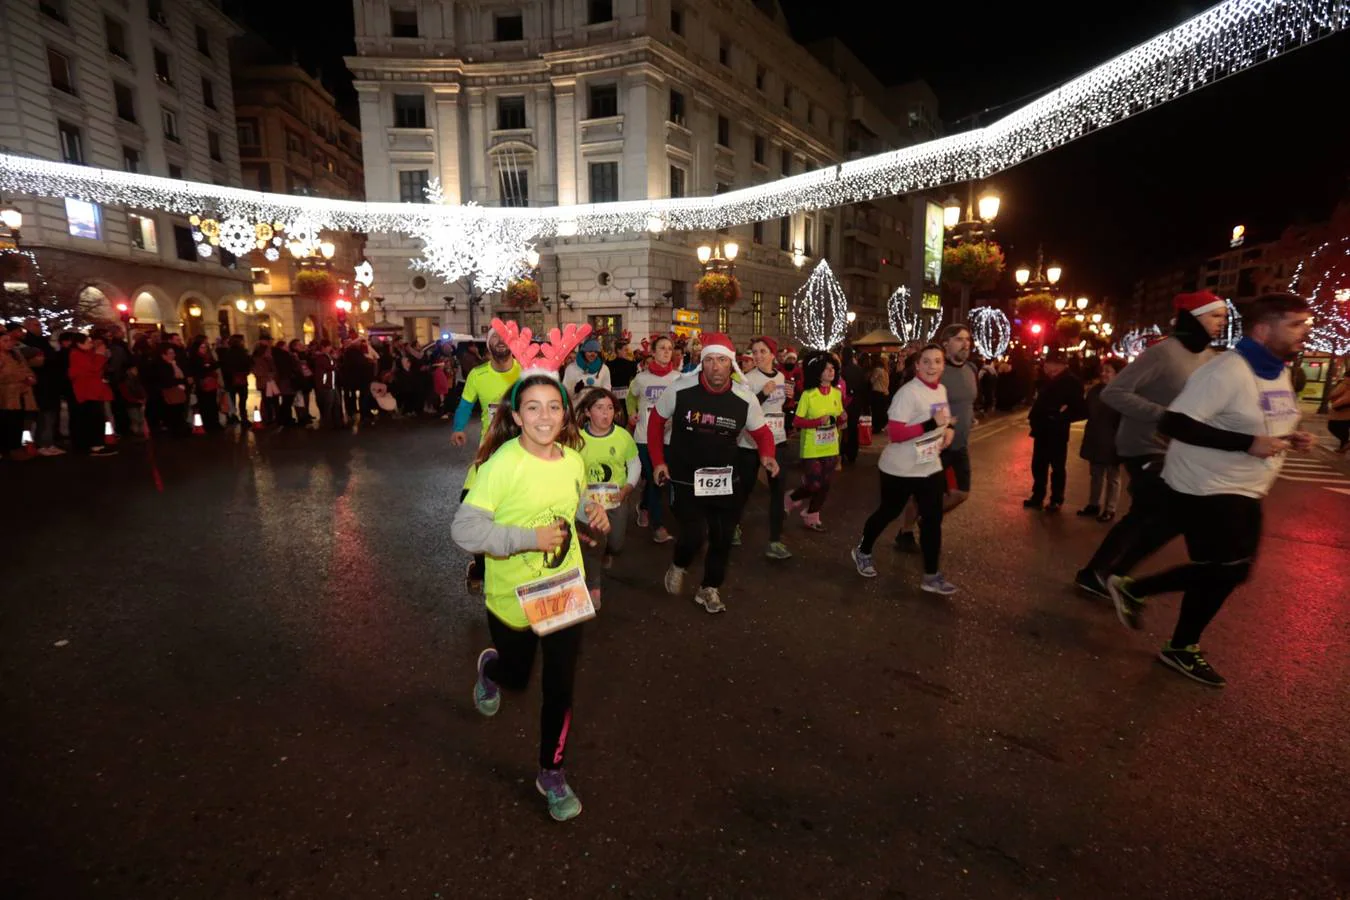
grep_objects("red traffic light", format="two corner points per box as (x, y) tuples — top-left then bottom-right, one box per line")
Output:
(1030, 323), (1043, 335)
(115, 302), (129, 312)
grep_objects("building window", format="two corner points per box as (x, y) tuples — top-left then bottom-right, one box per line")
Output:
(803, 217), (814, 257)
(64, 198), (101, 239)
(783, 85), (792, 109)
(162, 107), (180, 142)
(122, 145), (140, 172)
(113, 82), (136, 122)
(393, 94), (426, 128)
(670, 6), (683, 35)
(236, 121), (258, 152)
(195, 24), (211, 57)
(399, 169), (429, 203)
(173, 224), (195, 260)
(588, 83), (618, 118)
(779, 217), (790, 251)
(781, 149), (791, 177)
(589, 161), (619, 203)
(40, 0), (67, 23)
(669, 165), (686, 199)
(128, 213), (158, 252)
(755, 65), (766, 92)
(148, 0), (167, 27)
(671, 280), (688, 307)
(668, 90), (685, 125)
(718, 37), (730, 67)
(777, 295), (789, 333)
(588, 0), (613, 24)
(57, 121), (83, 164)
(390, 7), (418, 37)
(47, 47), (75, 95)
(715, 182), (730, 195)
(752, 291), (764, 333)
(753, 135), (766, 165)
(251, 267), (271, 286)
(494, 13), (524, 42)
(106, 17), (129, 60)
(208, 130), (222, 162)
(153, 47), (172, 85)
(497, 95), (526, 130)
(753, 221), (764, 244)
(716, 115), (730, 148)
(499, 170), (529, 207)
(285, 130), (304, 153)
(201, 77), (215, 110)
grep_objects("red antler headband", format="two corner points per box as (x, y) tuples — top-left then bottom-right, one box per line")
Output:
(490, 317), (593, 378)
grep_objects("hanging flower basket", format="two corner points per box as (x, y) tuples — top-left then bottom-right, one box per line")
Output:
(1055, 316), (1083, 344)
(294, 269), (338, 302)
(696, 271), (741, 309)
(504, 277), (541, 309)
(942, 240), (1006, 290)
(1015, 292), (1059, 322)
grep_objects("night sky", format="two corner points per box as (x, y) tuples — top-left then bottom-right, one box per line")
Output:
(229, 0), (1350, 302)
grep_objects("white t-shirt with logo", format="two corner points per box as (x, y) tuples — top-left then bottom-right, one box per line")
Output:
(629, 367), (681, 445)
(879, 378), (949, 478)
(1163, 351), (1300, 499)
(739, 367), (788, 448)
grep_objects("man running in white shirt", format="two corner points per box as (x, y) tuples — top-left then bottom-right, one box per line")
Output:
(1106, 294), (1315, 687)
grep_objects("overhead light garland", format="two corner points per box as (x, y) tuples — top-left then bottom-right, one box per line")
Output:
(0, 0), (1341, 240)
(792, 260), (848, 350)
(969, 306), (1012, 359)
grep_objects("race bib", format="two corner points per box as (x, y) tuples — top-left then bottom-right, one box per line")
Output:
(644, 384), (667, 404)
(516, 567), (595, 636)
(585, 482), (622, 510)
(813, 426), (836, 446)
(693, 466), (734, 497)
(915, 430), (944, 465)
(766, 413), (787, 444)
(612, 386), (628, 400)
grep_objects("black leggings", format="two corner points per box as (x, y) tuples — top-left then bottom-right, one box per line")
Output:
(1086, 455), (1178, 576)
(483, 611), (584, 770)
(229, 385), (248, 421)
(1129, 490), (1262, 648)
(735, 447), (785, 542)
(1330, 419), (1350, 448)
(859, 471), (947, 574)
(671, 486), (739, 588)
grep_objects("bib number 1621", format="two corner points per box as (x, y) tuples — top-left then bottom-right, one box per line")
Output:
(693, 466), (734, 497)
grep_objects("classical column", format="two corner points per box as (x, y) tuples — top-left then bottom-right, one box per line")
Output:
(432, 85), (463, 204)
(355, 83), (391, 200)
(551, 76), (577, 206)
(622, 65), (664, 199)
(534, 85), (556, 205)
(466, 86), (488, 203)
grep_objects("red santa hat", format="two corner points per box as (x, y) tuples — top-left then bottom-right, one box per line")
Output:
(752, 335), (779, 354)
(697, 331), (742, 375)
(1173, 291), (1225, 317)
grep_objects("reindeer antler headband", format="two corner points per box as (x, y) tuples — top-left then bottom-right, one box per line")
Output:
(490, 318), (593, 407)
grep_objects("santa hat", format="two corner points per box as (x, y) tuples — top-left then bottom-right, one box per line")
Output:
(752, 335), (778, 354)
(1173, 291), (1225, 317)
(697, 331), (742, 375)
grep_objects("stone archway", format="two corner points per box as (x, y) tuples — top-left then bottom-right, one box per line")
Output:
(78, 279), (126, 323)
(128, 284), (174, 330)
(178, 291), (213, 340)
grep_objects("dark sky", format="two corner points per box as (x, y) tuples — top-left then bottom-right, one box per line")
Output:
(229, 0), (1350, 300)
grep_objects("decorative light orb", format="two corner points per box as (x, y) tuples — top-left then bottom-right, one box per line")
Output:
(319, 240), (336, 260)
(1014, 267), (1031, 286)
(1046, 264), (1063, 285)
(253, 298), (266, 312)
(977, 189), (1000, 222)
(697, 245), (713, 264)
(360, 299), (371, 313)
(1076, 296), (1090, 310)
(196, 242), (213, 258)
(217, 217), (256, 257)
(723, 241), (739, 261)
(264, 247), (280, 261)
(187, 302), (202, 318)
(1054, 297), (1067, 311)
(942, 196), (962, 229)
(234, 299), (248, 312)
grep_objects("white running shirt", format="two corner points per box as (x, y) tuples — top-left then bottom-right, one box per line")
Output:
(879, 378), (949, 478)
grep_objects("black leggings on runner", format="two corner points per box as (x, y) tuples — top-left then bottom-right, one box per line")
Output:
(483, 611), (584, 770)
(1128, 490), (1262, 648)
(735, 447), (785, 542)
(859, 471), (946, 575)
(671, 486), (738, 588)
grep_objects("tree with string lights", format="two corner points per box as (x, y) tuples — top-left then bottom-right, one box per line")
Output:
(1286, 215), (1350, 412)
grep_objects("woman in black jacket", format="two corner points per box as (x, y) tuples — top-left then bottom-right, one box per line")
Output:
(150, 344), (190, 436)
(185, 336), (223, 432)
(219, 334), (252, 426)
(1077, 358), (1125, 521)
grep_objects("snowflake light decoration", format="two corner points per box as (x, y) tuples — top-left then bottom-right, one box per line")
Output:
(792, 259), (849, 350)
(217, 217), (256, 258)
(970, 306), (1012, 359)
(264, 247), (280, 262)
(408, 183), (538, 295)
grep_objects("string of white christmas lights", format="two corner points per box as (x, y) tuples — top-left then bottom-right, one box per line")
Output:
(1219, 298), (1244, 349)
(969, 306), (1012, 359)
(1288, 236), (1350, 355)
(792, 260), (849, 350)
(0, 0), (1342, 242)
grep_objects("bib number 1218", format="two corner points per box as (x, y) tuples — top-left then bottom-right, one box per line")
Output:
(693, 466), (734, 497)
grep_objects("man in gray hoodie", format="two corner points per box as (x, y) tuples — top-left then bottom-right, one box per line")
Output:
(1075, 292), (1229, 597)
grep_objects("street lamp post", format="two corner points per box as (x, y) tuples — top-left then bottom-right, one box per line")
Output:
(697, 237), (739, 274)
(1014, 246), (1063, 295)
(942, 183), (1000, 245)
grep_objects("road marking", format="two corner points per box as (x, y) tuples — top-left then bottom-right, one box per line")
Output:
(1326, 487), (1350, 497)
(1278, 475), (1349, 483)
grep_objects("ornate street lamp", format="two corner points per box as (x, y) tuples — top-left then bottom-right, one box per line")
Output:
(697, 238), (739, 274)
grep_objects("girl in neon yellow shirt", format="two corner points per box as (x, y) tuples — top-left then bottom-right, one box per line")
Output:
(784, 353), (846, 532)
(576, 388), (641, 605)
(451, 371), (610, 822)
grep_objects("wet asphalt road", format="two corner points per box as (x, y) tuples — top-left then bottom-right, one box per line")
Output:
(2, 414), (1347, 899)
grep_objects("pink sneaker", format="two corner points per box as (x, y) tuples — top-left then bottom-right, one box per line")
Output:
(636, 508), (650, 528)
(801, 511), (826, 532)
(784, 494), (804, 515)
(652, 527), (674, 544)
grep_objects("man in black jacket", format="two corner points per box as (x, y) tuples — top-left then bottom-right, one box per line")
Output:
(1025, 349), (1087, 511)
(839, 346), (867, 465)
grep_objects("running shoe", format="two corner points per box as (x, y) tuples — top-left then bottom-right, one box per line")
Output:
(473, 648), (501, 717)
(920, 573), (958, 595)
(1158, 643), (1226, 688)
(536, 768), (583, 821)
(464, 559), (483, 595)
(636, 508), (650, 528)
(1076, 505), (1100, 517)
(801, 511), (826, 532)
(851, 546), (877, 578)
(1074, 567), (1110, 599)
(1045, 502), (1062, 513)
(663, 564), (686, 595)
(694, 586), (726, 614)
(732, 525), (742, 546)
(784, 493), (805, 515)
(764, 541), (793, 561)
(89, 446), (118, 457)
(1106, 575), (1144, 630)
(893, 530), (919, 553)
(652, 527), (674, 544)
(1022, 498), (1043, 510)
(1097, 510), (1116, 523)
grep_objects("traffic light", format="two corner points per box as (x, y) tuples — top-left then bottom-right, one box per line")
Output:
(1030, 322), (1043, 335)
(115, 302), (131, 326)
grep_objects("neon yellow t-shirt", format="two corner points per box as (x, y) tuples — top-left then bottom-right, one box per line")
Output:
(463, 438), (587, 630)
(796, 387), (844, 459)
(462, 360), (522, 446)
(579, 424), (638, 494)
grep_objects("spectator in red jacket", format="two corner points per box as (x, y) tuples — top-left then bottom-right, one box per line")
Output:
(68, 334), (116, 457)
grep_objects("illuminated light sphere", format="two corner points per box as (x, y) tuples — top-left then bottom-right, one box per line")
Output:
(264, 247), (280, 262)
(969, 306), (1012, 358)
(234, 298), (248, 312)
(196, 242), (213, 258)
(792, 259), (849, 350)
(1287, 234), (1350, 356)
(886, 285), (939, 343)
(253, 298), (266, 312)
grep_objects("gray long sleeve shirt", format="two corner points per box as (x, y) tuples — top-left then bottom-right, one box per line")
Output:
(1101, 338), (1214, 458)
(451, 495), (596, 557)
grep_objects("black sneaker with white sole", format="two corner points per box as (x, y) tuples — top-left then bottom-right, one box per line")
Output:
(1158, 643), (1226, 687)
(1074, 567), (1109, 599)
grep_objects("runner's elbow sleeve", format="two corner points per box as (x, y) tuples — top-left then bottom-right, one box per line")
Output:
(452, 399), (475, 432)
